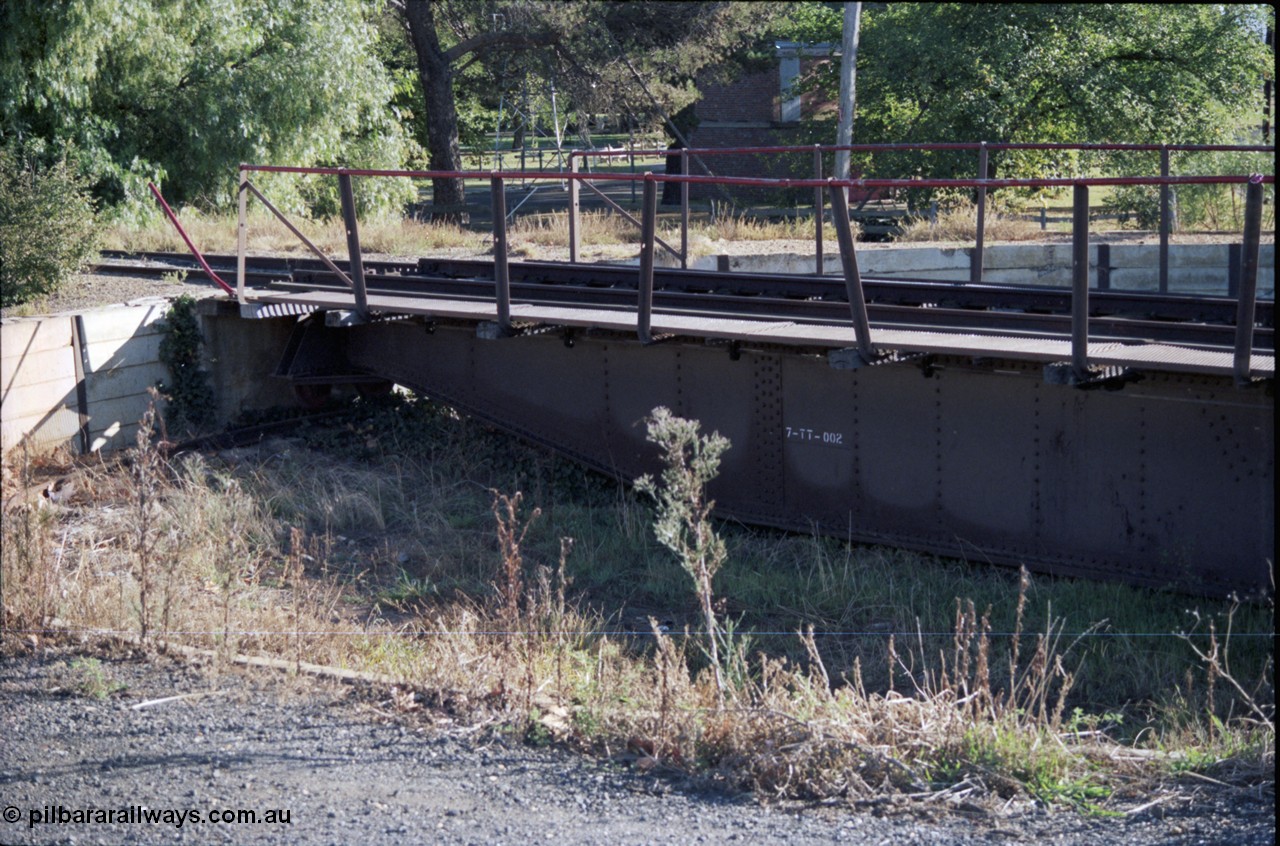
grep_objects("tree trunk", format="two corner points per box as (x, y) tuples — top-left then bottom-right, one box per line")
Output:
(404, 1), (467, 223)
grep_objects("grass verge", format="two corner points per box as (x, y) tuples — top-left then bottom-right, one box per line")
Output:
(2, 393), (1272, 812)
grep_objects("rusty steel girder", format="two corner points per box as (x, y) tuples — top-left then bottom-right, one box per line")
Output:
(276, 316), (1274, 597)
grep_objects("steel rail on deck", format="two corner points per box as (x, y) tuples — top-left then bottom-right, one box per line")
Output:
(232, 162), (1273, 379)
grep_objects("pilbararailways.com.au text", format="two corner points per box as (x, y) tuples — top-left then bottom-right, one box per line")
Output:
(7, 803), (292, 830)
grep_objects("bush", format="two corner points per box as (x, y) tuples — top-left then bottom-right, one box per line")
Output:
(0, 147), (100, 307)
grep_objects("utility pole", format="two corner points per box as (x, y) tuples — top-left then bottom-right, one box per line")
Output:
(834, 2), (862, 181)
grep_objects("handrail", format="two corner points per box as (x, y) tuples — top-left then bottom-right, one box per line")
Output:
(567, 142), (1276, 159)
(233, 156), (1272, 386)
(238, 163), (1275, 189)
(563, 141), (1275, 277)
(148, 182), (236, 296)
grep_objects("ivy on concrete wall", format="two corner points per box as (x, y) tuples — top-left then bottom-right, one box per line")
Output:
(157, 295), (216, 435)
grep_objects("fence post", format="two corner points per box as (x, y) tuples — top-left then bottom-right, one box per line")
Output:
(337, 171), (368, 318)
(236, 166), (247, 303)
(1227, 242), (1242, 298)
(638, 174), (657, 343)
(1071, 184), (1090, 379)
(1159, 146), (1170, 294)
(971, 141), (988, 285)
(680, 149), (689, 269)
(569, 156), (581, 264)
(1233, 178), (1264, 386)
(828, 179), (874, 361)
(491, 176), (511, 332)
(814, 145), (824, 275)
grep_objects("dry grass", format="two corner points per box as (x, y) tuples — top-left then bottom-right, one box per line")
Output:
(101, 209), (485, 258)
(897, 202), (1048, 243)
(2, 398), (1272, 811)
(101, 204), (846, 264)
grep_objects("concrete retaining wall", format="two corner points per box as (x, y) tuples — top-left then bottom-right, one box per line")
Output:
(1, 317), (80, 455)
(1, 296), (294, 458)
(3, 299), (176, 455)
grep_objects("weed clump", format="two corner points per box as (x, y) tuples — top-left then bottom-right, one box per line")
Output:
(636, 407), (732, 703)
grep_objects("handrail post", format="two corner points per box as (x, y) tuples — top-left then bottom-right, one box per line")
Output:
(1233, 178), (1264, 386)
(1159, 146), (1170, 294)
(569, 156), (581, 263)
(971, 141), (988, 285)
(813, 145), (824, 275)
(1071, 183), (1090, 380)
(236, 165), (247, 303)
(680, 149), (689, 269)
(828, 179), (875, 361)
(491, 176), (511, 331)
(637, 174), (657, 343)
(337, 171), (368, 318)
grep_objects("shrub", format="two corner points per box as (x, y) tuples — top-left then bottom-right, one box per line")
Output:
(0, 146), (100, 307)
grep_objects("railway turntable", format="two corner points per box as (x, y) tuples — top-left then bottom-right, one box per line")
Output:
(159, 157), (1275, 596)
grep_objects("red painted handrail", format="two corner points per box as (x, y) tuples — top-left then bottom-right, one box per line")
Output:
(237, 164), (1273, 191)
(147, 182), (236, 296)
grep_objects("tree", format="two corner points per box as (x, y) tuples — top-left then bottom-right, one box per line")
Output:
(395, 0), (786, 219)
(1, 0), (414, 213)
(787, 4), (1274, 178)
(400, 1), (559, 218)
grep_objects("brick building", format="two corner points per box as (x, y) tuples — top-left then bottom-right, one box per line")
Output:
(686, 41), (834, 202)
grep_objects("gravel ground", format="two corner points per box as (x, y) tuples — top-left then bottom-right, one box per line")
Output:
(0, 645), (1273, 846)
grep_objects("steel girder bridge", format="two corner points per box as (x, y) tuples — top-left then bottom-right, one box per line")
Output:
(151, 143), (1274, 596)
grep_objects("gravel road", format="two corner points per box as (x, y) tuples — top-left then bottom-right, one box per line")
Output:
(0, 645), (1273, 846)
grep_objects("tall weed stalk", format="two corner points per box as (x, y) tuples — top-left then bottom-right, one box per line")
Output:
(636, 406), (732, 704)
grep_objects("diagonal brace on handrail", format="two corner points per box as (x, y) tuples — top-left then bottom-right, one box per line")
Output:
(242, 181), (354, 289)
(580, 180), (682, 262)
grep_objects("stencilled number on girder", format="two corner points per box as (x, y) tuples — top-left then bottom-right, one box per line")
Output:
(785, 426), (846, 447)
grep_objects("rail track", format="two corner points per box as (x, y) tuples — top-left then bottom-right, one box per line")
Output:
(95, 250), (1273, 353)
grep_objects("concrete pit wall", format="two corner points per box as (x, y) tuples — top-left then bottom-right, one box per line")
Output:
(1, 296), (296, 459)
(690, 242), (1276, 298)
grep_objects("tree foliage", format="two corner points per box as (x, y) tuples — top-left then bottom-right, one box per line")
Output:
(1, 0), (414, 214)
(788, 3), (1273, 177)
(9, 0), (1265, 223)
